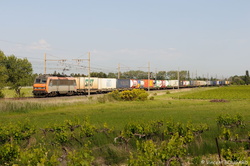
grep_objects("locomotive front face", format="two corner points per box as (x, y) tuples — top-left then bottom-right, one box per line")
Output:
(33, 76), (48, 97)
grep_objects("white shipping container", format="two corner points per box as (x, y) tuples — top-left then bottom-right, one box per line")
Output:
(183, 81), (190, 86)
(130, 79), (140, 88)
(164, 80), (170, 87)
(155, 80), (162, 87)
(75, 77), (99, 90)
(98, 78), (117, 90)
(206, 81), (212, 86)
(169, 80), (179, 87)
(197, 81), (206, 86)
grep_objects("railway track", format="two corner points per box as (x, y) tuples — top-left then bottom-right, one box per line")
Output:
(0, 88), (196, 101)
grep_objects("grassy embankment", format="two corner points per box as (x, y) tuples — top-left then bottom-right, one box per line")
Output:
(0, 86), (250, 164)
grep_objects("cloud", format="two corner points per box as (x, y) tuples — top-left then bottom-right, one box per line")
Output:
(29, 39), (51, 50)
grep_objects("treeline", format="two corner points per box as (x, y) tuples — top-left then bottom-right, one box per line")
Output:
(69, 70), (205, 80)
(69, 70), (219, 81)
(229, 70), (250, 85)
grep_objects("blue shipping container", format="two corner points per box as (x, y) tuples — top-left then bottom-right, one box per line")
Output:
(116, 79), (131, 89)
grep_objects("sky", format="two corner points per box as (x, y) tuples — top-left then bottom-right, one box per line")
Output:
(0, 0), (250, 79)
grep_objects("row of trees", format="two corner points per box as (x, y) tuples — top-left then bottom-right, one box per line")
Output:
(229, 71), (250, 85)
(0, 51), (34, 97)
(68, 70), (220, 81)
(68, 70), (191, 80)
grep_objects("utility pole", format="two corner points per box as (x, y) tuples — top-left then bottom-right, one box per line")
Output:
(155, 68), (157, 81)
(207, 73), (209, 87)
(88, 52), (90, 97)
(118, 63), (121, 79)
(73, 52), (91, 97)
(44, 53), (66, 75)
(177, 68), (180, 90)
(44, 53), (46, 74)
(196, 70), (197, 79)
(117, 64), (129, 79)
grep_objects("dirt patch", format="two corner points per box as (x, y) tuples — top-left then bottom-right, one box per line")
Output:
(210, 99), (229, 103)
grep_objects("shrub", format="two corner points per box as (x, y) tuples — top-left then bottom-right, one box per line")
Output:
(0, 143), (20, 164)
(14, 92), (25, 98)
(120, 89), (149, 101)
(149, 96), (154, 100)
(138, 92), (149, 101)
(108, 90), (121, 101)
(0, 90), (4, 98)
(97, 96), (107, 103)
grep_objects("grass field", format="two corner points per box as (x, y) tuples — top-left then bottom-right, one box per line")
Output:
(0, 86), (250, 165)
(178, 86), (250, 100)
(2, 86), (33, 98)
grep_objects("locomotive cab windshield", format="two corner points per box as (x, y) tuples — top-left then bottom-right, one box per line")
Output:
(35, 78), (47, 84)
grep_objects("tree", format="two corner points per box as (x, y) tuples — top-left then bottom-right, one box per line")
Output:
(179, 71), (188, 80)
(156, 71), (167, 80)
(0, 51), (8, 97)
(230, 75), (245, 85)
(107, 72), (117, 78)
(90, 72), (107, 78)
(166, 70), (188, 80)
(245, 70), (249, 85)
(187, 71), (190, 80)
(70, 73), (86, 77)
(122, 70), (148, 79)
(166, 71), (177, 80)
(3, 55), (33, 97)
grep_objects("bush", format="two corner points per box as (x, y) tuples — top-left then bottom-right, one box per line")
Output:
(138, 93), (149, 101)
(120, 89), (149, 101)
(97, 96), (107, 103)
(0, 143), (20, 164)
(0, 90), (4, 98)
(107, 90), (121, 101)
(107, 89), (149, 101)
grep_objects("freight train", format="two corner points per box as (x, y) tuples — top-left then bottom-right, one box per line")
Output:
(32, 74), (230, 97)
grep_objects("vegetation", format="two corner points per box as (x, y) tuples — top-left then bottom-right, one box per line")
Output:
(229, 71), (250, 85)
(4, 55), (33, 97)
(2, 87), (33, 98)
(0, 50), (35, 97)
(166, 70), (190, 80)
(0, 51), (8, 97)
(0, 86), (250, 165)
(96, 89), (149, 103)
(178, 86), (250, 100)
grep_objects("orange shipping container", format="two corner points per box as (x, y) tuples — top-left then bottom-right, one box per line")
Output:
(143, 79), (154, 88)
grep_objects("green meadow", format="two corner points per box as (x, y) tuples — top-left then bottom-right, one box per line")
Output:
(0, 86), (249, 165)
(2, 86), (33, 98)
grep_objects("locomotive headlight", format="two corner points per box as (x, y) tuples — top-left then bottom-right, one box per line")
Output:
(34, 87), (46, 89)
